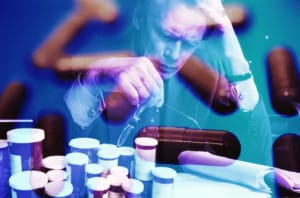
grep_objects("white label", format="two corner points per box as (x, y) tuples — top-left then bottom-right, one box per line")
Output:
(152, 182), (173, 198)
(10, 154), (22, 175)
(12, 189), (17, 198)
(134, 154), (155, 181)
(66, 164), (71, 182)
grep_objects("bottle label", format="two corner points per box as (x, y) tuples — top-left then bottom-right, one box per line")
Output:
(152, 182), (173, 198)
(10, 154), (22, 175)
(134, 154), (155, 181)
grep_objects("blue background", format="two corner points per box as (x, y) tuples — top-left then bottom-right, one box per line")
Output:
(1, 0), (300, 147)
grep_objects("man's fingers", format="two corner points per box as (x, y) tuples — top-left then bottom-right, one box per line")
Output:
(117, 75), (139, 106)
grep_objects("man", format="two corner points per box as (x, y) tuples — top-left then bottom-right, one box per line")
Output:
(65, 0), (272, 165)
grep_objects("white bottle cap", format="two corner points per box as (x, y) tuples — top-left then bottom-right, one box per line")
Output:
(118, 146), (135, 156)
(7, 128), (45, 143)
(66, 152), (89, 165)
(9, 170), (48, 191)
(42, 155), (67, 170)
(99, 143), (118, 150)
(152, 167), (177, 184)
(135, 137), (158, 149)
(47, 169), (67, 182)
(97, 145), (119, 160)
(69, 137), (100, 149)
(110, 166), (129, 176)
(45, 181), (73, 197)
(122, 178), (144, 195)
(86, 163), (104, 175)
(106, 173), (127, 187)
(0, 139), (8, 148)
(87, 177), (110, 192)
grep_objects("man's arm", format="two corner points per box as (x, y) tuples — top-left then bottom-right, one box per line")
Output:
(64, 57), (164, 128)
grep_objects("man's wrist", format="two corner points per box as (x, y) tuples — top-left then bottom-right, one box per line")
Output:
(80, 73), (106, 110)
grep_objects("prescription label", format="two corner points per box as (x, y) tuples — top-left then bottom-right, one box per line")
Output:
(12, 189), (17, 198)
(10, 154), (22, 175)
(152, 182), (173, 198)
(134, 154), (155, 181)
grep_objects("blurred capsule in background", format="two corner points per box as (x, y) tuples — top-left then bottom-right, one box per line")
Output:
(35, 112), (67, 157)
(224, 3), (250, 31)
(0, 82), (29, 139)
(266, 46), (300, 116)
(179, 57), (238, 115)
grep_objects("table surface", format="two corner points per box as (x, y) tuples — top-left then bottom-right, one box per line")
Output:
(174, 173), (270, 198)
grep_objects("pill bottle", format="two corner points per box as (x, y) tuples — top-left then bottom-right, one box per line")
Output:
(45, 181), (73, 198)
(151, 167), (177, 198)
(0, 139), (11, 198)
(86, 177), (110, 198)
(122, 178), (144, 198)
(69, 137), (100, 163)
(106, 173), (127, 198)
(9, 170), (48, 198)
(86, 163), (104, 179)
(66, 152), (89, 198)
(47, 169), (68, 182)
(42, 155), (67, 172)
(118, 146), (135, 177)
(97, 144), (120, 171)
(134, 137), (158, 181)
(7, 128), (45, 175)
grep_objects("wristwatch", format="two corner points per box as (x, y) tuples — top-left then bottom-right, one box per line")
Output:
(227, 72), (252, 83)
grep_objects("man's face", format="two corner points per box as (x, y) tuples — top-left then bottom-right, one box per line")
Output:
(146, 4), (207, 78)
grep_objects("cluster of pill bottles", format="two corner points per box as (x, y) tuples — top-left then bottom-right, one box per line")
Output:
(0, 128), (178, 198)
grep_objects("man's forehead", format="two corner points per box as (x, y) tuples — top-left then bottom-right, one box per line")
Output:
(162, 4), (207, 38)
